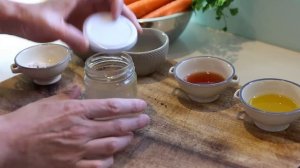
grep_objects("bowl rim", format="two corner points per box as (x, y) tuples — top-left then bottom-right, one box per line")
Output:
(138, 11), (192, 23)
(239, 78), (300, 115)
(174, 56), (236, 87)
(14, 43), (72, 69)
(125, 28), (169, 55)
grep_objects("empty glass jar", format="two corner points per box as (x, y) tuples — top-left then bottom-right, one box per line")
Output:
(84, 53), (137, 99)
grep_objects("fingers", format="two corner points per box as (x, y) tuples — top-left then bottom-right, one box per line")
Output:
(110, 0), (123, 19)
(84, 133), (133, 158)
(62, 23), (89, 53)
(51, 20), (89, 53)
(76, 157), (113, 168)
(88, 114), (150, 138)
(81, 98), (147, 119)
(122, 5), (142, 33)
(109, 0), (143, 34)
(52, 0), (140, 53)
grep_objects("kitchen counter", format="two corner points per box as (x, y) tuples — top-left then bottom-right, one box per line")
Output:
(168, 22), (300, 85)
(1, 22), (300, 167)
(1, 22), (300, 85)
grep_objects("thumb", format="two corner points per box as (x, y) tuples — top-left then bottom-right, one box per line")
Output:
(59, 85), (82, 99)
(40, 85), (82, 102)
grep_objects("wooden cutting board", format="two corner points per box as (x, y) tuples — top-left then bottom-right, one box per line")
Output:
(1, 56), (300, 168)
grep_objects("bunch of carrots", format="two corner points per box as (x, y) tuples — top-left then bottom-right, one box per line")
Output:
(125, 0), (192, 19)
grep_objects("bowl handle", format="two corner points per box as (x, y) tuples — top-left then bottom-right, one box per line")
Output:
(229, 74), (240, 87)
(11, 64), (21, 73)
(168, 66), (175, 76)
(233, 89), (241, 100)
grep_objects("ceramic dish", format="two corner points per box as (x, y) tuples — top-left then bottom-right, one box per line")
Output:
(234, 78), (300, 132)
(11, 44), (72, 85)
(169, 56), (239, 103)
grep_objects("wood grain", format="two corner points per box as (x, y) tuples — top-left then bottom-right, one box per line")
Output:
(1, 57), (300, 168)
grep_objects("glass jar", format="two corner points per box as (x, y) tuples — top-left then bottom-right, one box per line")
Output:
(84, 53), (137, 99)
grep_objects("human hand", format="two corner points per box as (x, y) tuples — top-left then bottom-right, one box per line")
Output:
(0, 86), (150, 168)
(0, 0), (141, 53)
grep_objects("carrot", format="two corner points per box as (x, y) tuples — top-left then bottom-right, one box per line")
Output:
(142, 0), (192, 19)
(124, 0), (140, 5)
(128, 0), (174, 19)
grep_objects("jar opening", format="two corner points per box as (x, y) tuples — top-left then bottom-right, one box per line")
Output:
(85, 53), (135, 82)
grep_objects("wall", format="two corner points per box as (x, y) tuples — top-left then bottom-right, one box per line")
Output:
(192, 0), (300, 52)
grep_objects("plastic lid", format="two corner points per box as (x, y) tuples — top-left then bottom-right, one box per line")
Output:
(83, 12), (137, 53)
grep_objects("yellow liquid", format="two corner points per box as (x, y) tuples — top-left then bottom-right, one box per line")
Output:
(249, 94), (299, 112)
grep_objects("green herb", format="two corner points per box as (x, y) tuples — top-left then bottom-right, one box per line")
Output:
(192, 0), (238, 31)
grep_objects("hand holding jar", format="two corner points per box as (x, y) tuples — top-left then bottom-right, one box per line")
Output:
(0, 86), (150, 168)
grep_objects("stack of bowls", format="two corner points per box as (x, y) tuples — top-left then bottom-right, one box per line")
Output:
(138, 11), (192, 42)
(126, 28), (169, 76)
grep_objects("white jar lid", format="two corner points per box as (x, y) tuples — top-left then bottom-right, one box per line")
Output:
(83, 12), (137, 53)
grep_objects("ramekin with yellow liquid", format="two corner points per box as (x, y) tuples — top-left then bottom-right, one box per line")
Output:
(234, 78), (300, 132)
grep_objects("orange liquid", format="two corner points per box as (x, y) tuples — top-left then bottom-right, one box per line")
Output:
(186, 71), (225, 84)
(249, 94), (299, 112)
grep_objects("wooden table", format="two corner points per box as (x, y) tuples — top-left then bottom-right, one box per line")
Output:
(1, 55), (300, 168)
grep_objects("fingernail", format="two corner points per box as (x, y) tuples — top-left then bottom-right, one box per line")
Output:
(137, 24), (143, 33)
(136, 100), (147, 111)
(62, 85), (77, 93)
(138, 114), (150, 127)
(112, 12), (119, 20)
(62, 85), (82, 99)
(127, 132), (134, 137)
(84, 38), (89, 51)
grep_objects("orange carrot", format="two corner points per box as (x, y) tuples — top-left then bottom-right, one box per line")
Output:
(128, 0), (174, 19)
(124, 0), (140, 5)
(142, 0), (192, 19)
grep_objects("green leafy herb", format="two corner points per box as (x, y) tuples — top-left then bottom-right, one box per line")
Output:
(192, 0), (238, 31)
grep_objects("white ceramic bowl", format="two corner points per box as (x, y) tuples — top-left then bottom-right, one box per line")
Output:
(125, 28), (169, 76)
(234, 78), (300, 132)
(11, 44), (72, 85)
(169, 56), (239, 103)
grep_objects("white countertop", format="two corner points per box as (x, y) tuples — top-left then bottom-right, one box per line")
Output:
(1, 21), (300, 85)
